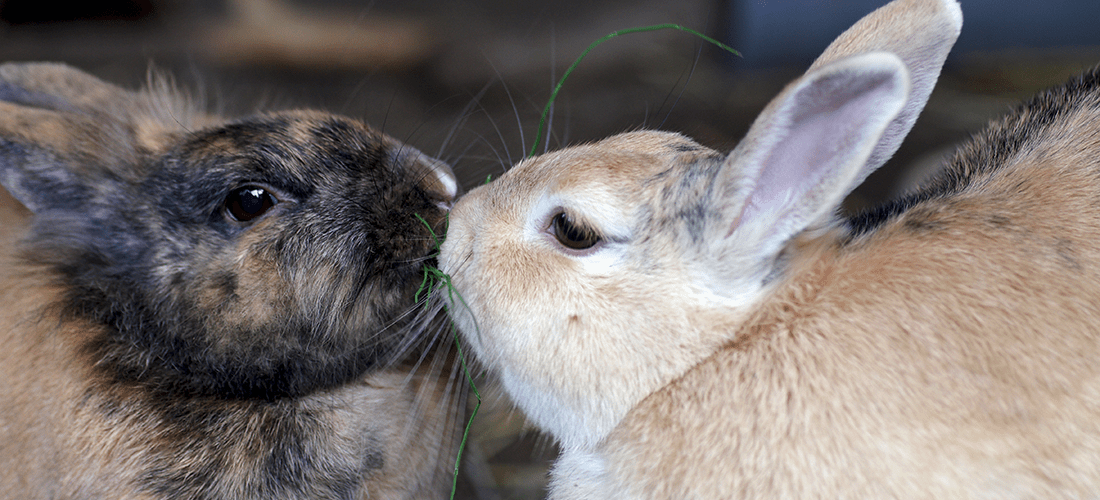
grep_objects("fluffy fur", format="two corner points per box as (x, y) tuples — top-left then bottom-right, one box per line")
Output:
(0, 63), (464, 499)
(440, 0), (1100, 497)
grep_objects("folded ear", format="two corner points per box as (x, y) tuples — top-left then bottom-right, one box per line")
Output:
(0, 63), (199, 214)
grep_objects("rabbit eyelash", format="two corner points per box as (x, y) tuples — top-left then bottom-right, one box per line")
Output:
(532, 193), (631, 245)
(543, 209), (603, 254)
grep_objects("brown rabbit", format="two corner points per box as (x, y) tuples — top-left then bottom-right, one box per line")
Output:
(0, 63), (464, 499)
(440, 0), (1100, 497)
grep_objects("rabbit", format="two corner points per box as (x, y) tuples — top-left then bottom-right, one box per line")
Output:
(439, 0), (1100, 497)
(0, 62), (466, 499)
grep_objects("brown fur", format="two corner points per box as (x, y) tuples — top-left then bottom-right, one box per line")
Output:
(0, 63), (463, 498)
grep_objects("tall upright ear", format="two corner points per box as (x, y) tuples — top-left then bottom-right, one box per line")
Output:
(0, 63), (148, 213)
(697, 0), (961, 298)
(810, 0), (962, 189)
(718, 53), (909, 266)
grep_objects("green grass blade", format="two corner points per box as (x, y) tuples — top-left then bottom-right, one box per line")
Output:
(448, 316), (482, 500)
(529, 23), (741, 158)
(414, 212), (484, 500)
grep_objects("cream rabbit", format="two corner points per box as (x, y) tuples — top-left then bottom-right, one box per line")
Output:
(441, 0), (1100, 497)
(0, 63), (463, 498)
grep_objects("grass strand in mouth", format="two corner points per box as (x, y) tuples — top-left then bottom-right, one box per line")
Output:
(423, 266), (483, 500)
(414, 214), (483, 500)
(529, 23), (742, 158)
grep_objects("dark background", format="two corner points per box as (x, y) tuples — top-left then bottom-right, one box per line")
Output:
(1, 0), (1096, 498)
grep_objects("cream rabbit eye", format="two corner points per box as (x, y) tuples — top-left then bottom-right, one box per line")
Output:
(225, 186), (277, 222)
(552, 212), (600, 250)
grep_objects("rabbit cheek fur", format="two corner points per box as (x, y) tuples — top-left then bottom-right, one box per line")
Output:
(443, 133), (748, 450)
(0, 63), (461, 498)
(443, 0), (1100, 497)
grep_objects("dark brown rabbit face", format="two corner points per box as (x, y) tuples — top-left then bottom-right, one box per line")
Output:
(0, 65), (456, 400)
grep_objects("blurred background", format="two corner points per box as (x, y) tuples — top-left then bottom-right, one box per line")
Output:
(1, 0), (1096, 498)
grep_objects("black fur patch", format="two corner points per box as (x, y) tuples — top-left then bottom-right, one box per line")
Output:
(26, 112), (448, 400)
(845, 66), (1100, 238)
(669, 142), (704, 153)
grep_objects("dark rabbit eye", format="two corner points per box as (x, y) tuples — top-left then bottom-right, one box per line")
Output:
(225, 186), (277, 222)
(552, 212), (601, 250)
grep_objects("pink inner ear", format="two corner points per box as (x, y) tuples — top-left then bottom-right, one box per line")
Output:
(740, 66), (905, 232)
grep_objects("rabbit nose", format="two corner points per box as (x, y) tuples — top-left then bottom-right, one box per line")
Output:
(423, 157), (458, 210)
(391, 146), (458, 210)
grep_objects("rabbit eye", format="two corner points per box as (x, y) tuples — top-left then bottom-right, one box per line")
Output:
(552, 212), (600, 250)
(225, 186), (277, 222)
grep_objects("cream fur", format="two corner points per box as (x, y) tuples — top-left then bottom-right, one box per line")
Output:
(440, 0), (1100, 497)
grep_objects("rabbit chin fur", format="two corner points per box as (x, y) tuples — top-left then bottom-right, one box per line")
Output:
(444, 0), (1100, 497)
(0, 63), (463, 499)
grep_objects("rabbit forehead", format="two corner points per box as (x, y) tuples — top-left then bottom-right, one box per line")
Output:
(163, 111), (403, 205)
(537, 130), (711, 185)
(497, 131), (717, 220)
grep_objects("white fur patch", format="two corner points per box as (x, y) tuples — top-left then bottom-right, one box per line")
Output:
(549, 448), (620, 500)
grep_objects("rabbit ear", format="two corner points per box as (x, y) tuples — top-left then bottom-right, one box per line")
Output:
(809, 0), (962, 192)
(717, 53), (909, 266)
(0, 63), (156, 213)
(699, 0), (961, 295)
